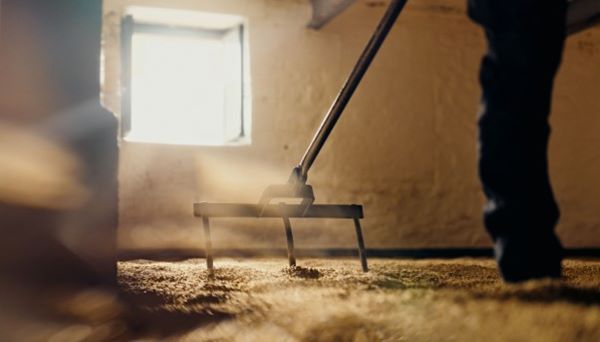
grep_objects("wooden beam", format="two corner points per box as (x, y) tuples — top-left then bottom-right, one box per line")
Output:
(568, 0), (600, 35)
(308, 0), (356, 29)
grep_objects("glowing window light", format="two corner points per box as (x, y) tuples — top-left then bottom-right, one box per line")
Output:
(123, 10), (249, 146)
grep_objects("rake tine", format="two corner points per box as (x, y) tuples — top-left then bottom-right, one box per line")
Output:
(353, 218), (368, 272)
(280, 203), (297, 267)
(202, 217), (214, 273)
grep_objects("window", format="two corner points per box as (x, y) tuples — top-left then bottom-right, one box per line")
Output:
(121, 8), (250, 145)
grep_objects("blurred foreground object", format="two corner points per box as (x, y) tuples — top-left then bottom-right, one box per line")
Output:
(0, 0), (118, 326)
(0, 123), (89, 210)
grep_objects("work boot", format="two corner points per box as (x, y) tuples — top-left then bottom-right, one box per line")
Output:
(494, 233), (563, 283)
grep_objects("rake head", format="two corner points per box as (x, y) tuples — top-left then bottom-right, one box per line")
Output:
(257, 167), (314, 217)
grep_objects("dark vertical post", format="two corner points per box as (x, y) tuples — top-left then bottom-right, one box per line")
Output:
(202, 217), (214, 272)
(280, 204), (296, 267)
(353, 218), (368, 272)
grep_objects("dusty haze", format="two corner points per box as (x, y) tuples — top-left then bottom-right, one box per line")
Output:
(102, 0), (600, 251)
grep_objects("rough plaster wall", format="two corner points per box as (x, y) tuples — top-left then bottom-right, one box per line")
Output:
(103, 0), (600, 250)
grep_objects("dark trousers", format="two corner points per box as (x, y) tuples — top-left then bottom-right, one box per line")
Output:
(468, 0), (567, 282)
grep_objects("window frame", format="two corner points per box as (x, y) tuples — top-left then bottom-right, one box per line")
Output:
(120, 15), (247, 145)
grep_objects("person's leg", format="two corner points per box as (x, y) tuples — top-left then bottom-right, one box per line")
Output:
(468, 0), (567, 282)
